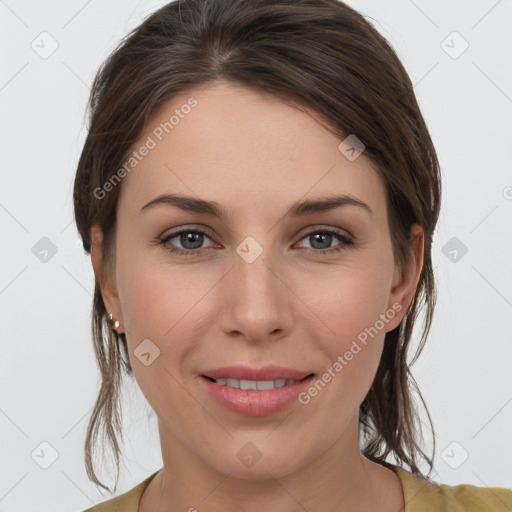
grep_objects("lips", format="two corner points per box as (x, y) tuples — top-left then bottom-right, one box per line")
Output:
(200, 371), (316, 416)
(201, 365), (314, 382)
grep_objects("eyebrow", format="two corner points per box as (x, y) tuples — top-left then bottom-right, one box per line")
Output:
(140, 192), (373, 218)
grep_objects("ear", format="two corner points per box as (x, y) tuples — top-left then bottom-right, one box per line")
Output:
(385, 223), (424, 332)
(90, 224), (125, 333)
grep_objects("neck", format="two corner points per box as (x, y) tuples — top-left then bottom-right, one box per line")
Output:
(140, 415), (404, 512)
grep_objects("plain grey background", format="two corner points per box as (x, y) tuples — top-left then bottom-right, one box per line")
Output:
(1, 0), (511, 510)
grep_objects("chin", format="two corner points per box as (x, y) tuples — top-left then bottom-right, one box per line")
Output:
(205, 444), (309, 481)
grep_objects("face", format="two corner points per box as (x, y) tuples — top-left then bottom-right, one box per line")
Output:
(92, 79), (423, 480)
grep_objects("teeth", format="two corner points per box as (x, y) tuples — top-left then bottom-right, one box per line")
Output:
(212, 378), (301, 390)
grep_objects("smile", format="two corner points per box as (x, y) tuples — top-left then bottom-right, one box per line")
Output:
(204, 376), (306, 390)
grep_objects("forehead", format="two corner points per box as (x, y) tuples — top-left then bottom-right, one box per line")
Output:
(117, 80), (387, 222)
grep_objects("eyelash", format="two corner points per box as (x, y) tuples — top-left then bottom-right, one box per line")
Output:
(157, 227), (353, 257)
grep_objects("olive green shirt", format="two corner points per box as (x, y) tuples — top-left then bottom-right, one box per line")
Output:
(81, 465), (512, 511)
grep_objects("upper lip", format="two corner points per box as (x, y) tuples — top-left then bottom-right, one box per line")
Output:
(201, 365), (314, 381)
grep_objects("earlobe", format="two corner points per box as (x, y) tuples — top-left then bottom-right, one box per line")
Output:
(386, 224), (425, 331)
(90, 225), (124, 332)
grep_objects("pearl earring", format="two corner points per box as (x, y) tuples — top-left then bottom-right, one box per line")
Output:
(107, 312), (120, 330)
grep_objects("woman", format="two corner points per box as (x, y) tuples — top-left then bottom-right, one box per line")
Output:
(74, 0), (512, 510)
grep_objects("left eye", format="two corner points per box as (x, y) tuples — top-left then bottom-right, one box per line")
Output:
(295, 228), (353, 253)
(159, 227), (353, 256)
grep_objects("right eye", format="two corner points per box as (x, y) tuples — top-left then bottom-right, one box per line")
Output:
(159, 228), (217, 255)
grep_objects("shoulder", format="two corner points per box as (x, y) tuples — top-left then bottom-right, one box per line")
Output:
(80, 470), (160, 512)
(391, 465), (512, 512)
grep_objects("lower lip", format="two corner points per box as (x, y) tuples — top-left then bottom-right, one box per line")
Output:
(200, 375), (315, 417)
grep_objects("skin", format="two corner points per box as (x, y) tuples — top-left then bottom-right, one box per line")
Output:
(91, 79), (424, 512)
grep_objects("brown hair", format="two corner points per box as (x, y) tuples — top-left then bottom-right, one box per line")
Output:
(73, 0), (441, 494)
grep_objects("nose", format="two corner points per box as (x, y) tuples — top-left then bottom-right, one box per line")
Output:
(218, 244), (295, 344)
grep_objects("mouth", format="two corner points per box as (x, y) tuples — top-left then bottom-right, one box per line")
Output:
(201, 374), (315, 390)
(200, 372), (316, 416)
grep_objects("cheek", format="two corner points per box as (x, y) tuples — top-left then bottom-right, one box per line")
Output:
(297, 260), (393, 343)
(115, 247), (218, 392)
(294, 259), (393, 399)
(115, 261), (200, 419)
(297, 283), (388, 421)
(116, 239), (208, 338)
